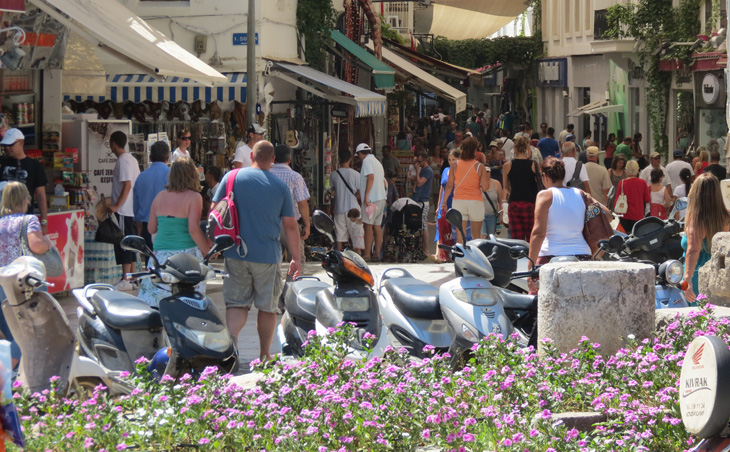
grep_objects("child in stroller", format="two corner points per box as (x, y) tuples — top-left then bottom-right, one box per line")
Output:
(384, 198), (427, 263)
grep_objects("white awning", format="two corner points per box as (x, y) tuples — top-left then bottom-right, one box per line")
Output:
(29, 0), (227, 85)
(570, 99), (624, 117)
(270, 62), (386, 117)
(368, 42), (466, 113)
(420, 0), (530, 40)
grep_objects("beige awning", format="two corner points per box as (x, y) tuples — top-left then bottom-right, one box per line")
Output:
(29, 0), (227, 85)
(570, 99), (624, 117)
(62, 31), (105, 96)
(419, 0), (531, 40)
(368, 42), (466, 113)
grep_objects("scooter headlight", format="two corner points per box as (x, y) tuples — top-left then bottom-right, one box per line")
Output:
(172, 322), (231, 353)
(160, 272), (180, 284)
(450, 288), (497, 306)
(663, 260), (683, 285)
(335, 296), (369, 312)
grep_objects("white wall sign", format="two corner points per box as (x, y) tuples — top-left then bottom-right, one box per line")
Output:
(702, 73), (721, 105)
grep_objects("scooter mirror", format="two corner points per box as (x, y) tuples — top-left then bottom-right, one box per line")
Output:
(675, 197), (688, 212)
(509, 245), (528, 260)
(312, 210), (335, 243)
(445, 208), (466, 243)
(212, 235), (235, 253)
(607, 234), (625, 251)
(121, 235), (153, 256)
(597, 239), (609, 249)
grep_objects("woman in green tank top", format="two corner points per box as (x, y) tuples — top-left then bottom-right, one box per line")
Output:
(138, 158), (212, 306)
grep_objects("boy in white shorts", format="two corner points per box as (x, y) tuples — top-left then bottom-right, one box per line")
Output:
(347, 208), (365, 255)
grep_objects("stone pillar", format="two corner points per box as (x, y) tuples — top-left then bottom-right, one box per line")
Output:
(698, 232), (730, 307)
(538, 262), (655, 356)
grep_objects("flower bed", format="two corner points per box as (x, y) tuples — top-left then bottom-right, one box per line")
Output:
(9, 305), (729, 451)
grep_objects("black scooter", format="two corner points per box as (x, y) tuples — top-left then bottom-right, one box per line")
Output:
(72, 235), (238, 383)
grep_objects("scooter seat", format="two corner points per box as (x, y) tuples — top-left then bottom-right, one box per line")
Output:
(494, 238), (530, 248)
(91, 290), (163, 330)
(383, 277), (442, 320)
(285, 280), (330, 322)
(500, 291), (537, 311)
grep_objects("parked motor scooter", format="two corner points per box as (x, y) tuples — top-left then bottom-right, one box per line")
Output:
(0, 256), (132, 394)
(72, 235), (238, 384)
(279, 210), (387, 359)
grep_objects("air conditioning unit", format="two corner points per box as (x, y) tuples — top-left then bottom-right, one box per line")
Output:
(386, 16), (400, 28)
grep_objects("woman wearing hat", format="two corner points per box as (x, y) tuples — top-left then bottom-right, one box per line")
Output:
(487, 141), (505, 184)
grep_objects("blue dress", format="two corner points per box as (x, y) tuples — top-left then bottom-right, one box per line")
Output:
(681, 234), (711, 297)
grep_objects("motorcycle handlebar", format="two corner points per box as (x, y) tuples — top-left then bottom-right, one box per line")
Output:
(437, 243), (452, 251)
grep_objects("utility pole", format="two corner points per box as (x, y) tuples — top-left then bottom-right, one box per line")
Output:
(247, 0), (257, 129)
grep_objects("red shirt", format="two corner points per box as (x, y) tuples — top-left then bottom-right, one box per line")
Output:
(615, 177), (650, 221)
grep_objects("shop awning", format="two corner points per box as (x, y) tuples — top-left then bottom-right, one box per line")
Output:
(570, 99), (623, 117)
(368, 42), (466, 113)
(330, 30), (395, 90)
(64, 73), (247, 103)
(28, 0), (227, 85)
(269, 62), (386, 117)
(384, 38), (479, 79)
(418, 0), (530, 40)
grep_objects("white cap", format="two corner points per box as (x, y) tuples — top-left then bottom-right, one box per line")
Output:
(355, 143), (371, 153)
(247, 123), (266, 135)
(1, 128), (24, 145)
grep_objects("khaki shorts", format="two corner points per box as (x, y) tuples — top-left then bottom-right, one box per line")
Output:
(222, 259), (283, 313)
(334, 213), (351, 242)
(452, 199), (486, 222)
(362, 199), (386, 225)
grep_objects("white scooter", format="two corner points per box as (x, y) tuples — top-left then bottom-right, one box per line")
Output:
(0, 256), (130, 394)
(377, 209), (538, 366)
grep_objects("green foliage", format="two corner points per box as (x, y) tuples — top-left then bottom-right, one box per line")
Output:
(380, 16), (406, 44)
(605, 0), (702, 157)
(429, 35), (543, 69)
(530, 0), (542, 38)
(297, 0), (338, 70)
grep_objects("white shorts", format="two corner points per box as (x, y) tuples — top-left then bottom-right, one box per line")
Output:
(347, 220), (365, 249)
(362, 199), (386, 225)
(334, 213), (350, 242)
(452, 199), (486, 222)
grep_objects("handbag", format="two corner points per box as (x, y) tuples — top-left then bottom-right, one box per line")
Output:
(581, 192), (613, 251)
(533, 160), (545, 191)
(436, 215), (455, 262)
(95, 195), (124, 245)
(613, 180), (629, 215)
(19, 216), (63, 277)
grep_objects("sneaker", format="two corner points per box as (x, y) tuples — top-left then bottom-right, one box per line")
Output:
(114, 279), (135, 291)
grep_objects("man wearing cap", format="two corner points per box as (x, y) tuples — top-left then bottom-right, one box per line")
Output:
(665, 149), (694, 191)
(355, 143), (386, 261)
(639, 152), (670, 186)
(233, 123), (265, 169)
(537, 127), (559, 160)
(585, 146), (612, 205)
(0, 128), (48, 234)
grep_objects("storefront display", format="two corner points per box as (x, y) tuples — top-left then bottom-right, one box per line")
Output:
(45, 210), (84, 293)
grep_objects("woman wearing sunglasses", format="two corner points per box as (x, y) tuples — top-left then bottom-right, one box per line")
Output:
(171, 128), (192, 164)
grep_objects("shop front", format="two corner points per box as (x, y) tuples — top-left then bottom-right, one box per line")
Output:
(691, 53), (727, 159)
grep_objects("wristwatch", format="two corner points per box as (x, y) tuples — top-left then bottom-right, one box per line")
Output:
(40, 219), (48, 225)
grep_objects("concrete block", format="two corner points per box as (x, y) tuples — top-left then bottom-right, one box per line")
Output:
(551, 412), (608, 432)
(538, 262), (655, 356)
(698, 232), (730, 307)
(655, 306), (730, 330)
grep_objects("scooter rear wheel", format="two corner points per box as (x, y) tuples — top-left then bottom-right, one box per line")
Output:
(70, 377), (105, 400)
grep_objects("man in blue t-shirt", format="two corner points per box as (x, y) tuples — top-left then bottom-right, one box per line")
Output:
(211, 140), (301, 362)
(411, 151), (433, 257)
(537, 126), (560, 159)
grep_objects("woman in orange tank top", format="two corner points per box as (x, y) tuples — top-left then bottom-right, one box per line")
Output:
(441, 137), (490, 242)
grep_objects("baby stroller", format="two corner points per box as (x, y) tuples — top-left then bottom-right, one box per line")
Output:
(384, 199), (426, 263)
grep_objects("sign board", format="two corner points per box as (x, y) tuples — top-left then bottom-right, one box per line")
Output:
(679, 335), (730, 439)
(85, 121), (132, 196)
(232, 33), (259, 46)
(702, 73), (721, 105)
(0, 0), (24, 13)
(0, 6), (68, 70)
(45, 210), (85, 293)
(537, 58), (568, 88)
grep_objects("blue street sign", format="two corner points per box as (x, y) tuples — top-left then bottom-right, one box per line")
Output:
(233, 33), (259, 46)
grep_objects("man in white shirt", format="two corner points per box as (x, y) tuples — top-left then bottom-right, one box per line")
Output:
(561, 142), (591, 194)
(639, 152), (671, 186)
(108, 131), (140, 291)
(356, 143), (386, 261)
(233, 123), (265, 168)
(585, 146), (611, 205)
(558, 123), (574, 148)
(170, 128), (192, 164)
(665, 149), (694, 191)
(501, 130), (515, 161)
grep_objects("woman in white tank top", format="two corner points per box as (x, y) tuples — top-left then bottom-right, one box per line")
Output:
(527, 157), (595, 292)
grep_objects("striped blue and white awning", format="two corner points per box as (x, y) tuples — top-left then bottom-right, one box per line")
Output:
(64, 73), (247, 103)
